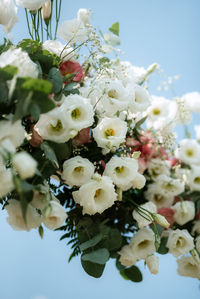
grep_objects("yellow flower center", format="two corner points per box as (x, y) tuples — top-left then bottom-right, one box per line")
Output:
(104, 128), (115, 138)
(108, 89), (118, 99)
(71, 108), (81, 119)
(50, 120), (63, 131)
(115, 166), (125, 173)
(152, 108), (161, 115)
(194, 176), (200, 184)
(186, 149), (194, 157)
(74, 166), (83, 173)
(94, 188), (102, 198)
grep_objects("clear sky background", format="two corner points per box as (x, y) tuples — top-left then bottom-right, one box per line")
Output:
(0, 1), (200, 299)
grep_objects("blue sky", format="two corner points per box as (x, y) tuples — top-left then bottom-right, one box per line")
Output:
(0, 1), (200, 299)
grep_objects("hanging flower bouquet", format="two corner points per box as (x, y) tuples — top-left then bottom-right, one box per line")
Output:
(0, 0), (200, 282)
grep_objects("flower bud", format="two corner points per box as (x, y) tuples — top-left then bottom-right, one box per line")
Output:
(146, 255), (159, 274)
(154, 213), (170, 229)
(190, 248), (200, 265)
(41, 0), (51, 25)
(12, 152), (37, 179)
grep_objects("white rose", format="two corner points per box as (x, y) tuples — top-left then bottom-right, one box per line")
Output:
(132, 202), (157, 228)
(145, 183), (174, 208)
(118, 244), (137, 267)
(35, 108), (71, 143)
(16, 0), (47, 10)
(147, 158), (170, 180)
(0, 120), (25, 151)
(61, 156), (94, 187)
(128, 85), (150, 113)
(60, 95), (94, 132)
(129, 227), (156, 260)
(172, 201), (195, 225)
(72, 175), (117, 215)
(43, 200), (67, 230)
(166, 229), (194, 257)
(5, 199), (41, 231)
(132, 172), (146, 189)
(104, 156), (138, 190)
(157, 174), (185, 197)
(183, 92), (200, 113)
(58, 19), (87, 44)
(77, 8), (91, 25)
(0, 48), (38, 78)
(0, 168), (14, 197)
(12, 152), (37, 179)
(0, 0), (18, 33)
(147, 96), (177, 130)
(192, 220), (200, 235)
(187, 166), (200, 191)
(92, 117), (127, 152)
(96, 79), (130, 117)
(175, 139), (200, 165)
(42, 40), (75, 62)
(145, 255), (159, 274)
(195, 125), (200, 141)
(177, 256), (200, 279)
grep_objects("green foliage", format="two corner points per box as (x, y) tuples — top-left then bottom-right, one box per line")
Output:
(81, 260), (106, 278)
(63, 82), (80, 96)
(80, 234), (102, 251)
(0, 65), (18, 81)
(120, 266), (143, 282)
(109, 22), (119, 36)
(41, 142), (59, 168)
(81, 248), (110, 264)
(48, 67), (63, 94)
(157, 237), (169, 254)
(18, 39), (42, 55)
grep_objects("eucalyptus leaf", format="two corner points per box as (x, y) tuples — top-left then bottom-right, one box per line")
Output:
(48, 67), (63, 94)
(81, 248), (109, 264)
(80, 234), (102, 251)
(41, 142), (59, 168)
(81, 260), (106, 278)
(109, 22), (119, 36)
(120, 266), (143, 282)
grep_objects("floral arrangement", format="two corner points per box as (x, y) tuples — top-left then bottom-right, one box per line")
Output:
(0, 0), (200, 282)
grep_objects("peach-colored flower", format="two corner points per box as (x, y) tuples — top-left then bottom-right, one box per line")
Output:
(59, 60), (84, 82)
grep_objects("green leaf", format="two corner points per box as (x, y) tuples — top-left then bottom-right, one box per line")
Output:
(116, 258), (126, 271)
(136, 116), (148, 128)
(48, 67), (63, 94)
(81, 260), (105, 278)
(81, 248), (109, 264)
(109, 22), (119, 36)
(20, 181), (34, 192)
(0, 65), (18, 81)
(99, 57), (110, 64)
(0, 82), (8, 103)
(157, 237), (169, 254)
(102, 228), (123, 251)
(29, 103), (41, 121)
(41, 142), (59, 168)
(22, 78), (52, 94)
(46, 140), (72, 162)
(63, 82), (80, 96)
(80, 234), (102, 251)
(18, 39), (42, 55)
(120, 266), (143, 282)
(38, 225), (44, 239)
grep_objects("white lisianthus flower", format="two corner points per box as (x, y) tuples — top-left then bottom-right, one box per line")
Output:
(35, 108), (70, 143)
(97, 79), (130, 117)
(172, 201), (195, 225)
(132, 202), (157, 228)
(5, 200), (41, 231)
(42, 200), (67, 230)
(0, 169), (14, 197)
(175, 139), (200, 165)
(195, 125), (200, 141)
(157, 175), (185, 197)
(41, 0), (51, 21)
(147, 158), (170, 180)
(177, 256), (200, 279)
(31, 188), (55, 211)
(0, 120), (25, 152)
(118, 244), (137, 267)
(79, 83), (102, 106)
(132, 172), (146, 189)
(60, 95), (94, 132)
(62, 156), (94, 187)
(0, 47), (38, 78)
(145, 183), (174, 208)
(196, 236), (200, 253)
(72, 176), (117, 215)
(192, 220), (200, 235)
(12, 152), (37, 179)
(77, 8), (91, 25)
(166, 229), (194, 257)
(58, 19), (87, 44)
(183, 92), (200, 113)
(187, 166), (200, 191)
(16, 0), (47, 10)
(146, 96), (177, 130)
(92, 117), (127, 152)
(129, 227), (156, 260)
(0, 0), (18, 33)
(42, 40), (75, 62)
(128, 85), (150, 113)
(104, 156), (138, 190)
(145, 255), (159, 275)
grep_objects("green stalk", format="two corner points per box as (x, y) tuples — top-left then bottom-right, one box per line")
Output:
(25, 9), (34, 39)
